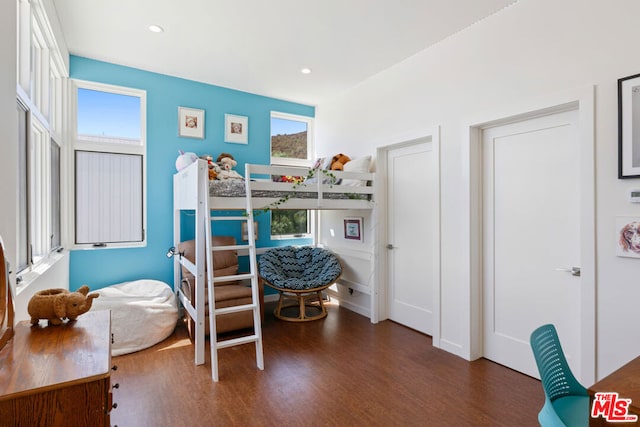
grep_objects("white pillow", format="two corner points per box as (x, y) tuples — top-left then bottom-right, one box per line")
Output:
(341, 155), (371, 186)
(304, 157), (329, 184)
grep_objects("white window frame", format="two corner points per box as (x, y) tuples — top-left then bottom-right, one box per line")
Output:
(50, 137), (62, 251)
(269, 111), (315, 240)
(17, 99), (29, 272)
(15, 0), (68, 286)
(269, 210), (315, 241)
(70, 79), (147, 249)
(270, 111), (314, 167)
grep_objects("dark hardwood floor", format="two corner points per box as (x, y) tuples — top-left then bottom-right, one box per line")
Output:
(110, 301), (543, 427)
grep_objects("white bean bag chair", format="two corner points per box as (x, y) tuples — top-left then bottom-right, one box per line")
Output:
(92, 279), (178, 356)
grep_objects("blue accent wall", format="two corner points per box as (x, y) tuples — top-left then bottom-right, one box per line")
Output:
(69, 56), (314, 291)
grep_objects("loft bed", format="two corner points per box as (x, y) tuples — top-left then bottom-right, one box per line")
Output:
(172, 159), (375, 367)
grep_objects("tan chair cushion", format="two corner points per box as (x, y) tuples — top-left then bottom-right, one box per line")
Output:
(177, 235), (263, 337)
(178, 236), (239, 287)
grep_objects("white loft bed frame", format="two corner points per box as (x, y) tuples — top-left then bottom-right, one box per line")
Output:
(173, 159), (375, 366)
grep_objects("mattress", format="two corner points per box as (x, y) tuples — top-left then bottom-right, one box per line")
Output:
(209, 179), (370, 200)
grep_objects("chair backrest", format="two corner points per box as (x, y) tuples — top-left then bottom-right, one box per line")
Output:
(259, 246), (342, 290)
(0, 235), (14, 351)
(530, 324), (587, 401)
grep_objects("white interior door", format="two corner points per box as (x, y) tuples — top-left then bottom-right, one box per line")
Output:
(387, 140), (438, 335)
(482, 108), (582, 378)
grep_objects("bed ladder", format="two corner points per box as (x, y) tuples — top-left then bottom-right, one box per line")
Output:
(204, 176), (264, 382)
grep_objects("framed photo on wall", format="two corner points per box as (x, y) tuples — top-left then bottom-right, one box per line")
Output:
(225, 114), (248, 144)
(616, 216), (640, 258)
(618, 73), (640, 178)
(178, 107), (205, 139)
(344, 217), (363, 242)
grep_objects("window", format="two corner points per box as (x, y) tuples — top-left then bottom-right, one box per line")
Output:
(75, 151), (143, 244)
(15, 0), (68, 284)
(270, 111), (313, 167)
(270, 210), (310, 237)
(29, 119), (48, 260)
(77, 87), (142, 144)
(73, 81), (146, 248)
(50, 139), (61, 250)
(270, 112), (314, 239)
(17, 101), (29, 271)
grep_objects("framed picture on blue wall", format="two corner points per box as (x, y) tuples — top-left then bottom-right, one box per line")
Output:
(178, 106), (205, 139)
(225, 114), (248, 144)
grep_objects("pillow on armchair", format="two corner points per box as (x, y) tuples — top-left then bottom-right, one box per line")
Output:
(178, 236), (239, 287)
(176, 236), (263, 336)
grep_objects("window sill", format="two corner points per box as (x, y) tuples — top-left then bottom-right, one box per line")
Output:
(72, 241), (146, 250)
(16, 250), (67, 296)
(270, 234), (312, 241)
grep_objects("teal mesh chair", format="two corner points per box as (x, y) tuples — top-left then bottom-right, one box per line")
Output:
(530, 324), (589, 426)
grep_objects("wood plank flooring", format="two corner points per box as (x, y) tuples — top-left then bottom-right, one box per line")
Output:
(110, 301), (543, 426)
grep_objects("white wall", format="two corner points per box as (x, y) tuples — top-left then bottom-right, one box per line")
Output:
(319, 209), (375, 316)
(316, 0), (640, 380)
(1, 0), (18, 296)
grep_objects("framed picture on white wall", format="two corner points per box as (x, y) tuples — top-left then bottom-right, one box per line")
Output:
(344, 217), (363, 242)
(618, 73), (640, 178)
(616, 216), (640, 258)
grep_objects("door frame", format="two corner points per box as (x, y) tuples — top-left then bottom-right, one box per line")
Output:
(373, 127), (441, 347)
(465, 86), (596, 384)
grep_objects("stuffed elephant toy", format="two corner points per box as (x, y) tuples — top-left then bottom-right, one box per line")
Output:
(28, 285), (99, 326)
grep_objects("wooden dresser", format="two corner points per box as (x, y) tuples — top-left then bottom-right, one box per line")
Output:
(0, 310), (116, 427)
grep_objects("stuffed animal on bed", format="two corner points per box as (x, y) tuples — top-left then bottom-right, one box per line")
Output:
(27, 285), (99, 326)
(216, 153), (243, 180)
(200, 154), (220, 180)
(176, 150), (198, 171)
(330, 153), (351, 171)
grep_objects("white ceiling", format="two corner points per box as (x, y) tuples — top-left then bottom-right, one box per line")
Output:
(52, 0), (516, 106)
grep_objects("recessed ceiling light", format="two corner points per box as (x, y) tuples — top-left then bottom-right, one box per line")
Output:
(301, 68), (312, 75)
(148, 24), (164, 33)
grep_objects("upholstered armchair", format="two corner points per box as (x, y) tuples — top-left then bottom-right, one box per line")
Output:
(178, 236), (263, 338)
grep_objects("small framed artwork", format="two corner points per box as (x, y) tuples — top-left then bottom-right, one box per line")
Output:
(344, 217), (363, 241)
(178, 107), (205, 139)
(618, 73), (640, 178)
(241, 221), (258, 241)
(225, 114), (248, 144)
(616, 216), (640, 258)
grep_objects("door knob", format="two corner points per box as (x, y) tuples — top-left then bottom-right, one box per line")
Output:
(554, 267), (581, 277)
(386, 244), (395, 250)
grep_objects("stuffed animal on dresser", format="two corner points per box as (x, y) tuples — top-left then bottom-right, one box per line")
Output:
(216, 153), (243, 180)
(27, 285), (99, 326)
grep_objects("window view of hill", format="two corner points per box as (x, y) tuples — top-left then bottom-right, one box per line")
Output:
(271, 131), (307, 159)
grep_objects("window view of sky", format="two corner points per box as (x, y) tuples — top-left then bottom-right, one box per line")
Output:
(271, 117), (307, 136)
(77, 88), (141, 140)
